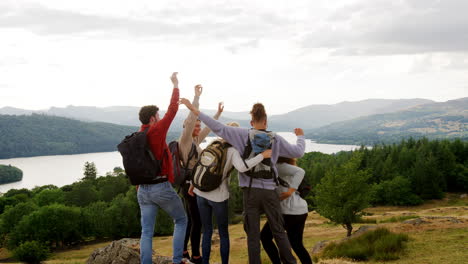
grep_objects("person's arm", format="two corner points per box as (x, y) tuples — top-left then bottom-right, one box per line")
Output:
(198, 102), (223, 142)
(179, 85), (202, 161)
(180, 99), (247, 150)
(230, 148), (271, 172)
(276, 128), (306, 158)
(149, 72), (180, 135)
(278, 163), (305, 201)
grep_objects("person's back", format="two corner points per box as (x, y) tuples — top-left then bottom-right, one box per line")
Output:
(261, 159), (313, 264)
(190, 121), (272, 264)
(136, 72), (188, 264)
(179, 100), (305, 264)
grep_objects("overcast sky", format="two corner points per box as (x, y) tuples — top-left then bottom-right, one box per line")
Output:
(0, 0), (467, 114)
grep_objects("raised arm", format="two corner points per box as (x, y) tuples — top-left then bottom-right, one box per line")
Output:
(179, 99), (248, 151)
(276, 128), (306, 158)
(149, 72), (179, 135)
(179, 85), (202, 157)
(230, 148), (270, 173)
(198, 102), (224, 142)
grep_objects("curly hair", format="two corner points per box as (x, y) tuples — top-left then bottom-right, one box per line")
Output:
(250, 103), (267, 123)
(139, 105), (159, 124)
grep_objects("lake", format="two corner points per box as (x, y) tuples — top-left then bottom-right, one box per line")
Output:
(0, 133), (361, 193)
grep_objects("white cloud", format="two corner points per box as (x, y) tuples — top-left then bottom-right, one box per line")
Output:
(0, 0), (467, 114)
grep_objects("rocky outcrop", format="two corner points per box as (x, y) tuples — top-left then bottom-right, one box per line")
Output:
(86, 238), (172, 264)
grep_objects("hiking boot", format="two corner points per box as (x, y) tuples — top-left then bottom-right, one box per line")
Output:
(190, 257), (202, 264)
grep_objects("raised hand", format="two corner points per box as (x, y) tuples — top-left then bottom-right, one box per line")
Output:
(179, 98), (191, 107)
(195, 84), (203, 97)
(218, 102), (224, 114)
(170, 72), (179, 87)
(294, 128), (304, 136)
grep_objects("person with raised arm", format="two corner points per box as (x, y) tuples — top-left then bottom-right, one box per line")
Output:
(177, 85), (223, 264)
(137, 72), (188, 264)
(180, 99), (305, 264)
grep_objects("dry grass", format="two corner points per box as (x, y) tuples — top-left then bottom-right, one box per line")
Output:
(1, 197), (467, 264)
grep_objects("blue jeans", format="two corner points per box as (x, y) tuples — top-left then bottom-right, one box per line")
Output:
(137, 181), (187, 264)
(197, 196), (230, 264)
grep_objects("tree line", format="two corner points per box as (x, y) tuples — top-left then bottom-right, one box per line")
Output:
(0, 138), (466, 260)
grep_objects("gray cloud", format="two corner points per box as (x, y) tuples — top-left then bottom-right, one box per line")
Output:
(302, 0), (468, 55)
(0, 3), (292, 44)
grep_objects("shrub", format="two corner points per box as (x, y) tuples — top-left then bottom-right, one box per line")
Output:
(8, 204), (82, 249)
(13, 241), (50, 264)
(322, 228), (409, 261)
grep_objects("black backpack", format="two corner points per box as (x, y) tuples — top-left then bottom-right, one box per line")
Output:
(117, 128), (166, 185)
(168, 141), (198, 187)
(192, 140), (232, 192)
(297, 178), (312, 198)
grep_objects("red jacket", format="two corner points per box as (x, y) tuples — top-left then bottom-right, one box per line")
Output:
(139, 87), (179, 183)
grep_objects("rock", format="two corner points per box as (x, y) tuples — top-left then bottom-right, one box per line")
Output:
(351, 225), (379, 238)
(311, 240), (329, 254)
(403, 218), (428, 225)
(86, 238), (172, 264)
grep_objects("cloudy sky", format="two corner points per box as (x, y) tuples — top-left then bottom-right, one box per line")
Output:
(0, 0), (467, 114)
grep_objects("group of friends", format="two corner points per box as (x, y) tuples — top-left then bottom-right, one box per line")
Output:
(134, 73), (312, 264)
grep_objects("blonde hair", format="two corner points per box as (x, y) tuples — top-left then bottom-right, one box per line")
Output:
(226, 121), (240, 127)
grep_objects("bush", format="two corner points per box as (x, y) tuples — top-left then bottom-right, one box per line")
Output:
(9, 204), (82, 249)
(13, 241), (50, 264)
(33, 189), (65, 206)
(371, 176), (423, 206)
(321, 228), (409, 261)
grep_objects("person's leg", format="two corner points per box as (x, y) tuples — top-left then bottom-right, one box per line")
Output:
(260, 221), (281, 264)
(187, 193), (202, 260)
(284, 214), (313, 264)
(155, 182), (188, 264)
(262, 190), (297, 264)
(137, 185), (159, 264)
(211, 199), (230, 264)
(197, 196), (213, 264)
(242, 188), (262, 264)
(182, 185), (192, 258)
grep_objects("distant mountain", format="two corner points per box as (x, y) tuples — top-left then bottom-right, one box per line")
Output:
(268, 98), (434, 130)
(0, 98), (434, 132)
(307, 98), (468, 145)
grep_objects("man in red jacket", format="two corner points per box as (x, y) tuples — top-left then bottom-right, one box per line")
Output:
(137, 72), (188, 264)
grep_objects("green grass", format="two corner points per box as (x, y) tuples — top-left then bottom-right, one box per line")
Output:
(321, 228), (409, 261)
(378, 215), (419, 223)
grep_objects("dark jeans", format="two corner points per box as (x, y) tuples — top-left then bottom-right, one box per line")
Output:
(261, 213), (312, 264)
(243, 188), (297, 264)
(182, 184), (202, 257)
(197, 196), (230, 264)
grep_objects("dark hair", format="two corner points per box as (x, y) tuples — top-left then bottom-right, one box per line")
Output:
(139, 105), (159, 124)
(250, 103), (267, 123)
(277, 157), (297, 166)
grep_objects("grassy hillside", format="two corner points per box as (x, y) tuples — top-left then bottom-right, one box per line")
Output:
(1, 196), (466, 264)
(0, 114), (139, 159)
(307, 98), (467, 145)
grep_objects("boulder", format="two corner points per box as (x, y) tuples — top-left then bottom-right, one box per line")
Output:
(86, 238), (172, 264)
(403, 218), (428, 225)
(350, 225), (379, 238)
(311, 240), (329, 254)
